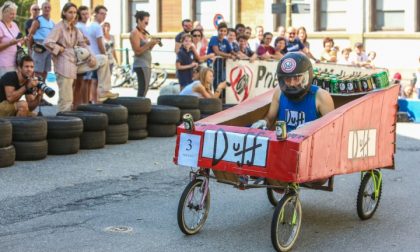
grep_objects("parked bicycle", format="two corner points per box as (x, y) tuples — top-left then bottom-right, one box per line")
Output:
(149, 62), (168, 89)
(111, 48), (137, 88)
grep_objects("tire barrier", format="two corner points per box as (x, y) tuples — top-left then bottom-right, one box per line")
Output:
(57, 111), (108, 149)
(157, 95), (199, 109)
(44, 116), (83, 155)
(105, 97), (151, 140)
(147, 105), (180, 137)
(0, 145), (15, 168)
(198, 98), (223, 119)
(0, 119), (14, 168)
(77, 104), (129, 145)
(5, 117), (48, 161)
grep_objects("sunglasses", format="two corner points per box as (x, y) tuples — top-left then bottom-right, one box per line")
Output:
(33, 8), (40, 11)
(289, 32), (296, 35)
(192, 34), (201, 37)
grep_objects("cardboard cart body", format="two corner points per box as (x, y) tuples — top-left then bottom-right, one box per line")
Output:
(174, 64), (399, 251)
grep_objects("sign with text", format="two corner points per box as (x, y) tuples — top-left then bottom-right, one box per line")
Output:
(348, 129), (377, 159)
(202, 129), (269, 167)
(178, 133), (201, 167)
(226, 59), (278, 104)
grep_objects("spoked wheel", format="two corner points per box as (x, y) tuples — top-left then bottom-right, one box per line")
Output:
(149, 70), (168, 89)
(267, 188), (285, 207)
(357, 170), (382, 220)
(177, 179), (210, 235)
(271, 192), (302, 252)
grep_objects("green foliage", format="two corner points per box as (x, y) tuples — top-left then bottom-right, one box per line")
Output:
(0, 0), (36, 32)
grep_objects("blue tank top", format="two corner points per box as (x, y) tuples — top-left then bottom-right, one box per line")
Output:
(33, 16), (54, 42)
(277, 85), (320, 132)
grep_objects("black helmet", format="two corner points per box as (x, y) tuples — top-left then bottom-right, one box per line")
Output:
(276, 52), (313, 100)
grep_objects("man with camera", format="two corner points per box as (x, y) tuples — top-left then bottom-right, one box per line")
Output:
(0, 56), (44, 117)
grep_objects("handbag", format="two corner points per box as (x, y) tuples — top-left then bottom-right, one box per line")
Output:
(2, 21), (27, 65)
(33, 42), (47, 53)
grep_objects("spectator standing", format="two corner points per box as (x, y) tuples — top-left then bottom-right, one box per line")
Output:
(257, 32), (275, 60)
(180, 67), (227, 98)
(28, 1), (54, 80)
(176, 34), (199, 89)
(24, 4), (40, 36)
(249, 25), (264, 52)
(130, 11), (160, 97)
(227, 28), (240, 56)
(175, 19), (193, 53)
(45, 2), (115, 112)
(285, 26), (318, 62)
(235, 23), (245, 36)
(191, 27), (207, 57)
(349, 42), (368, 66)
(207, 22), (233, 90)
(319, 37), (337, 63)
(103, 22), (118, 73)
(273, 36), (287, 60)
(237, 35), (257, 62)
(0, 1), (26, 78)
(86, 5), (118, 102)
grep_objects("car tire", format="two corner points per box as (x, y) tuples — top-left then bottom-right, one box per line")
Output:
(57, 111), (108, 131)
(157, 95), (199, 109)
(127, 114), (147, 130)
(0, 119), (12, 148)
(5, 117), (47, 142)
(48, 137), (80, 155)
(198, 98), (223, 115)
(106, 123), (129, 144)
(105, 97), (152, 114)
(129, 129), (148, 140)
(44, 116), (83, 139)
(0, 145), (15, 168)
(77, 104), (128, 125)
(147, 123), (177, 137)
(80, 130), (106, 149)
(148, 105), (180, 124)
(14, 140), (48, 161)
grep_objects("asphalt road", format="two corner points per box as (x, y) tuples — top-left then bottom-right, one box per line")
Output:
(0, 120), (419, 252)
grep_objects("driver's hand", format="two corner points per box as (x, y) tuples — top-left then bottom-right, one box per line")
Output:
(251, 119), (267, 129)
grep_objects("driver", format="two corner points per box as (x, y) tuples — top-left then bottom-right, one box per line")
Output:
(252, 52), (334, 131)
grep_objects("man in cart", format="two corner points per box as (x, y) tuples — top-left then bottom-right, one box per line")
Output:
(252, 52), (334, 131)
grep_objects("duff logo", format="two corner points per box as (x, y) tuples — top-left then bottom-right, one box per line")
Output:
(229, 65), (253, 102)
(281, 58), (297, 73)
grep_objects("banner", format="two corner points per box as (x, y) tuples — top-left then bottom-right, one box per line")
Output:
(225, 59), (278, 104)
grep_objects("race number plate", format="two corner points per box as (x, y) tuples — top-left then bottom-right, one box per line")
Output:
(202, 130), (269, 167)
(178, 133), (201, 167)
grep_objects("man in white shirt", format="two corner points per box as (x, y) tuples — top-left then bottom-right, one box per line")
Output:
(349, 42), (368, 67)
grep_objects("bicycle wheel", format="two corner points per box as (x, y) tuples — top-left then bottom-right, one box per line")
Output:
(177, 179), (210, 235)
(149, 71), (158, 88)
(357, 170), (382, 220)
(271, 192), (302, 252)
(154, 70), (168, 88)
(267, 188), (285, 207)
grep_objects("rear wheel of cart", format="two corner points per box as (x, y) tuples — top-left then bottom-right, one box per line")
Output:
(271, 192), (302, 252)
(267, 188), (285, 207)
(357, 170), (382, 220)
(177, 179), (210, 235)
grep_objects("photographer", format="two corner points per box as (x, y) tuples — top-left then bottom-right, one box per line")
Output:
(0, 56), (43, 117)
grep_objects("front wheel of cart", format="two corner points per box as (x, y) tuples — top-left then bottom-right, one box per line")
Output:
(267, 188), (285, 207)
(177, 179), (210, 235)
(271, 192), (302, 252)
(357, 170), (382, 220)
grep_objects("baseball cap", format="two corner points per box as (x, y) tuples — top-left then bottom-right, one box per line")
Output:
(393, 72), (402, 80)
(354, 42), (363, 48)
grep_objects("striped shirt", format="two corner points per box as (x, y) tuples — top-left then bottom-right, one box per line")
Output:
(45, 20), (92, 79)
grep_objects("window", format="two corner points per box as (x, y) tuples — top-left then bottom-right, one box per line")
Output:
(373, 0), (404, 31)
(318, 0), (347, 31)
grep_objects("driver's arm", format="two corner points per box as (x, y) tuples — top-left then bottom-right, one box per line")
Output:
(316, 88), (335, 116)
(263, 88), (281, 128)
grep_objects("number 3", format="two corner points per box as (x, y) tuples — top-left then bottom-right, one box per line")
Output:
(186, 139), (192, 151)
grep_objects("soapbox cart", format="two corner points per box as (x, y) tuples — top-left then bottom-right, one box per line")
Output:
(173, 84), (399, 251)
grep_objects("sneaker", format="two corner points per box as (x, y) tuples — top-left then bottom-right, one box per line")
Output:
(99, 91), (119, 102)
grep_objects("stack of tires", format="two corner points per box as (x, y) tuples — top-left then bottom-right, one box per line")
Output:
(147, 105), (180, 137)
(198, 98), (223, 119)
(44, 116), (83, 155)
(57, 111), (108, 149)
(77, 104), (129, 144)
(6, 117), (48, 161)
(105, 97), (151, 140)
(157, 95), (200, 123)
(0, 119), (15, 168)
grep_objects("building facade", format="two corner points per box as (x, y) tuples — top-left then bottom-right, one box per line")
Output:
(44, 0), (420, 75)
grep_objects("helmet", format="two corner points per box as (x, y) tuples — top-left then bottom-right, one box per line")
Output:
(276, 52), (313, 100)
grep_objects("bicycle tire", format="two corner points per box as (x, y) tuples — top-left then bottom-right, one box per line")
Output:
(267, 188), (285, 207)
(149, 71), (158, 88)
(177, 179), (210, 235)
(271, 192), (302, 252)
(356, 170), (382, 220)
(154, 70), (168, 88)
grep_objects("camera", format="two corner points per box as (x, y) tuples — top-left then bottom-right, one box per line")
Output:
(27, 77), (55, 98)
(152, 37), (163, 47)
